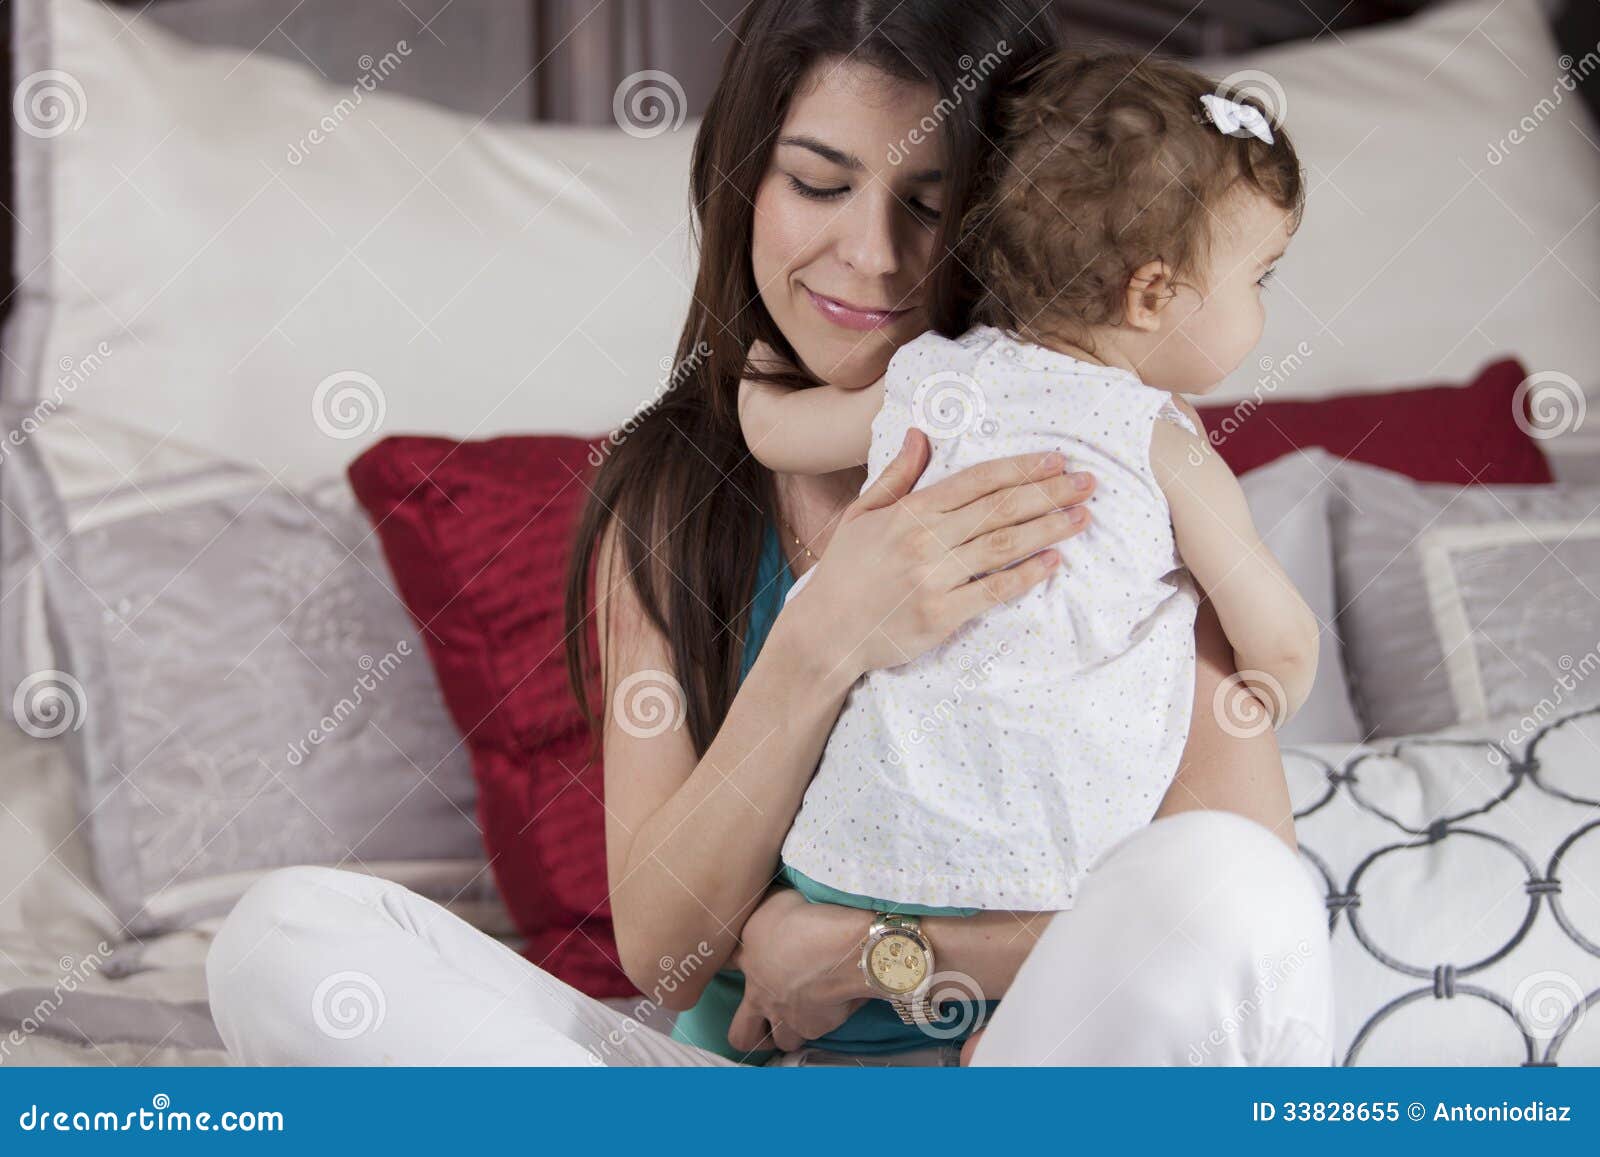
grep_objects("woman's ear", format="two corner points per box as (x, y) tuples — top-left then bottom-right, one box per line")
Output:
(1123, 259), (1176, 332)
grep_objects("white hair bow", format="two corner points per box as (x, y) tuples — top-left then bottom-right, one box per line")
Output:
(1199, 93), (1275, 145)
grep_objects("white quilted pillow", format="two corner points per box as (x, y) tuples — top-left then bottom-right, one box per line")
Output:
(1286, 705), (1600, 1065)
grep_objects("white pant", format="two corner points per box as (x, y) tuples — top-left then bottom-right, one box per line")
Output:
(205, 809), (1335, 1066)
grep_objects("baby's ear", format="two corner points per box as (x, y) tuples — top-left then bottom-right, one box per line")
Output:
(1123, 259), (1176, 332)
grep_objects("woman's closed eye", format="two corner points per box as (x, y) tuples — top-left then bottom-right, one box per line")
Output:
(787, 174), (848, 202)
(1256, 267), (1277, 288)
(786, 174), (941, 224)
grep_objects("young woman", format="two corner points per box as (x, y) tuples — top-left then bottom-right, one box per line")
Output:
(206, 0), (1334, 1067)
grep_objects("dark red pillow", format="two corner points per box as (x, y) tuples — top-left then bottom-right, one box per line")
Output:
(1195, 358), (1552, 483)
(348, 434), (633, 998)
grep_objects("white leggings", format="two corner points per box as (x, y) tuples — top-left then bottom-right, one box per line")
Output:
(205, 809), (1335, 1066)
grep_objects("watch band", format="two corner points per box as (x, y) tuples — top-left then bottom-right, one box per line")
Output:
(890, 992), (936, 1025)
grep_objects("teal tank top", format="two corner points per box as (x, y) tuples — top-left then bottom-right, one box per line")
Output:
(666, 522), (1000, 1064)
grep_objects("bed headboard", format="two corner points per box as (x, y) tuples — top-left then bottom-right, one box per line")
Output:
(3, 0), (1594, 352)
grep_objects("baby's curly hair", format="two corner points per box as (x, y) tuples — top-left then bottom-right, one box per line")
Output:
(966, 49), (1305, 349)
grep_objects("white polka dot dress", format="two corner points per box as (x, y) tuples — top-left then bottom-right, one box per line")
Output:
(779, 325), (1201, 911)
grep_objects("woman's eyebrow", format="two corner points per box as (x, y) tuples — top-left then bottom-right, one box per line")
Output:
(778, 134), (942, 183)
(779, 135), (861, 169)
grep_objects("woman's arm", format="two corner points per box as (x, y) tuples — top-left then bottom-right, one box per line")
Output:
(738, 375), (884, 475)
(725, 890), (1052, 1052)
(597, 520), (857, 1010)
(602, 435), (1097, 1010)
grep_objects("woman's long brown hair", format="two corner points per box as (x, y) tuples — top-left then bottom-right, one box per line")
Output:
(564, 0), (1062, 757)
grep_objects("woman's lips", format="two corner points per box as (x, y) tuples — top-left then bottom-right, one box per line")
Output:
(804, 286), (914, 332)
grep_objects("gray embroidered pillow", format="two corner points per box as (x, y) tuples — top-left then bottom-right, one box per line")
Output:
(2, 410), (500, 934)
(1328, 461), (1600, 738)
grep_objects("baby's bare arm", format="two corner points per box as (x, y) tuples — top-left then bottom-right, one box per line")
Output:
(738, 348), (883, 475)
(1150, 416), (1319, 724)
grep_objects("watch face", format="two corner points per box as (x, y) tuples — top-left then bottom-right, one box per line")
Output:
(868, 932), (928, 995)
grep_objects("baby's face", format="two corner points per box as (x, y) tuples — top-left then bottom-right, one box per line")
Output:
(1141, 188), (1294, 395)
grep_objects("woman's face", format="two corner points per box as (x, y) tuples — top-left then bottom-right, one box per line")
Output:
(751, 58), (948, 389)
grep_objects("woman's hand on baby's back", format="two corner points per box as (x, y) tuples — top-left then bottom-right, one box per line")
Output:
(785, 427), (1093, 681)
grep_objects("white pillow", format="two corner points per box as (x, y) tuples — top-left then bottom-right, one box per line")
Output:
(3, 0), (698, 483)
(1203, 0), (1600, 433)
(11, 0), (1596, 483)
(1286, 702), (1600, 1065)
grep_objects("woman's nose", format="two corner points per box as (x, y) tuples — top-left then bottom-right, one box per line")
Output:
(835, 190), (902, 278)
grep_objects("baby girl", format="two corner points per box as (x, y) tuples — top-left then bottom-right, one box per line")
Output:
(740, 49), (1319, 1027)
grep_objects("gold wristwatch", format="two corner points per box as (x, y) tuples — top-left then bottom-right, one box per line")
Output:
(858, 912), (936, 1025)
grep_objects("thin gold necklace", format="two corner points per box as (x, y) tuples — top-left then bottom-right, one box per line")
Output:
(779, 515), (816, 564)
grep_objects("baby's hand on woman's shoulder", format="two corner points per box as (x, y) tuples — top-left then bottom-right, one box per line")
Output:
(737, 340), (883, 476)
(737, 341), (799, 467)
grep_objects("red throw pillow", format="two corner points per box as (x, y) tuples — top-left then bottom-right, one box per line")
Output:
(348, 434), (634, 998)
(1195, 358), (1553, 483)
